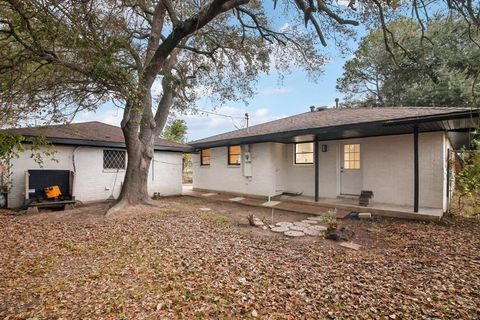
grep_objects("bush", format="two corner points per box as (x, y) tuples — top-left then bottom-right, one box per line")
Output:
(457, 151), (480, 215)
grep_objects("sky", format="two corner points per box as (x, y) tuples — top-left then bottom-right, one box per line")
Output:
(75, 3), (363, 142)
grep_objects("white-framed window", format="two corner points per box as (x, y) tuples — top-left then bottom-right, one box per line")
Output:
(103, 150), (126, 170)
(294, 142), (314, 164)
(343, 144), (360, 169)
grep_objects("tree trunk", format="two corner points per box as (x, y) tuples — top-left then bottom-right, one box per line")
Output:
(106, 95), (156, 216)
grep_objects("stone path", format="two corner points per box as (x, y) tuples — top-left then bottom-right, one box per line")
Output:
(253, 216), (327, 237)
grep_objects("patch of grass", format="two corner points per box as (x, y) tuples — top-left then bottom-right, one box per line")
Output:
(181, 197), (206, 206)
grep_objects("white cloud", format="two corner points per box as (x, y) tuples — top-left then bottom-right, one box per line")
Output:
(260, 86), (293, 96)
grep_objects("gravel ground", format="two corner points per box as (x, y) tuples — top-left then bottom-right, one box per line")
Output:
(0, 197), (479, 319)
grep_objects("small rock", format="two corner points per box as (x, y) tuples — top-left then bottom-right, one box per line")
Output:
(199, 207), (211, 211)
(275, 221), (294, 228)
(271, 226), (290, 233)
(339, 242), (361, 250)
(284, 230), (305, 237)
(238, 277), (247, 285)
(253, 219), (264, 227)
(251, 310), (258, 317)
(261, 226), (268, 230)
(359, 212), (372, 219)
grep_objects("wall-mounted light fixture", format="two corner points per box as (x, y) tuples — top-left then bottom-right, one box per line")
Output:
(321, 145), (327, 152)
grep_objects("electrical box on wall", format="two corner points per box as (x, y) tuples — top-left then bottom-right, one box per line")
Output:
(244, 152), (252, 163)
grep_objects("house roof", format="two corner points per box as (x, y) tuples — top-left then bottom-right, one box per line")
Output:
(190, 107), (479, 148)
(3, 121), (191, 152)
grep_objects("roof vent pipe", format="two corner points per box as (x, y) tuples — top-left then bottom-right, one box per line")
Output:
(335, 98), (339, 108)
(310, 105), (316, 112)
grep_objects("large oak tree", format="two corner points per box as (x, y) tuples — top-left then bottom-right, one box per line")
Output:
(1, 0), (479, 215)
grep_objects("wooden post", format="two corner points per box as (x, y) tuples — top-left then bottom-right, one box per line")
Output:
(414, 125), (419, 213)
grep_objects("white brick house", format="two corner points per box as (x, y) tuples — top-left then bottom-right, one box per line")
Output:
(190, 107), (479, 218)
(4, 122), (190, 209)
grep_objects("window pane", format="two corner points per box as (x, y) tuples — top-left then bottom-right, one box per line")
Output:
(229, 146), (241, 155)
(229, 155), (241, 165)
(296, 142), (313, 153)
(343, 144), (361, 170)
(103, 150), (126, 169)
(201, 149), (211, 166)
(296, 153), (313, 164)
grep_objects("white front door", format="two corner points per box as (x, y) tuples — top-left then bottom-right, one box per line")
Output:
(340, 143), (362, 195)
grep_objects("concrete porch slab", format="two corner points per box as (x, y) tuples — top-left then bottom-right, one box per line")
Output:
(183, 187), (443, 221)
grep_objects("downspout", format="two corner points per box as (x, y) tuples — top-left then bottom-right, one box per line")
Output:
(413, 126), (419, 213)
(72, 146), (81, 200)
(314, 136), (319, 202)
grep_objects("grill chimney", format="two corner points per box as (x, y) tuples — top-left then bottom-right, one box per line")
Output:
(335, 98), (339, 108)
(310, 105), (316, 112)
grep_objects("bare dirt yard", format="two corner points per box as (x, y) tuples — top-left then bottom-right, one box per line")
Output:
(1, 196), (479, 319)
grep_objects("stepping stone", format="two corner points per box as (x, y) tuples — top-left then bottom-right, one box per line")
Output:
(289, 225), (307, 231)
(271, 226), (290, 233)
(308, 225), (328, 232)
(262, 201), (281, 207)
(275, 221), (294, 228)
(301, 219), (318, 224)
(202, 193), (217, 197)
(229, 197), (245, 202)
(199, 207), (212, 211)
(303, 228), (321, 236)
(284, 230), (305, 237)
(339, 242), (361, 251)
(293, 222), (311, 227)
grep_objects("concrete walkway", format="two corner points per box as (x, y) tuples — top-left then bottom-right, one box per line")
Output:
(182, 185), (443, 221)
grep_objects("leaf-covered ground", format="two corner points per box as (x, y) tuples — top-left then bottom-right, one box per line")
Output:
(1, 197), (479, 319)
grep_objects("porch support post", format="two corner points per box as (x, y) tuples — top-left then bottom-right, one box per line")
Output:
(414, 125), (419, 213)
(314, 136), (319, 202)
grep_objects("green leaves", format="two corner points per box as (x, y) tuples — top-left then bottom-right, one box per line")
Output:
(337, 17), (480, 108)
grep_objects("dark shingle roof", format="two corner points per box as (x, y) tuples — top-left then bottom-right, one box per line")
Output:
(3, 121), (191, 152)
(190, 107), (477, 147)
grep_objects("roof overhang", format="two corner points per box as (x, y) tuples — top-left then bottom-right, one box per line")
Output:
(22, 136), (193, 153)
(190, 110), (479, 150)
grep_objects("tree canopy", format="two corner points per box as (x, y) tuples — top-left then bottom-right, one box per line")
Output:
(162, 119), (188, 143)
(1, 0), (480, 212)
(337, 16), (480, 107)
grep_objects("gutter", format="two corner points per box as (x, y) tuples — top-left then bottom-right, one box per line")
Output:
(383, 109), (480, 126)
(19, 136), (194, 153)
(190, 110), (480, 149)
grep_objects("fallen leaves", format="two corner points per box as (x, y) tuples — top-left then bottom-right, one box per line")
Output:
(0, 199), (479, 319)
